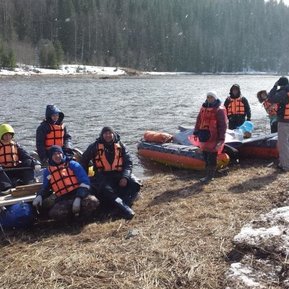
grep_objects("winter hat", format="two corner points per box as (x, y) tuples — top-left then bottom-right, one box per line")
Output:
(48, 145), (65, 165)
(277, 76), (289, 87)
(101, 126), (115, 135)
(206, 91), (218, 99)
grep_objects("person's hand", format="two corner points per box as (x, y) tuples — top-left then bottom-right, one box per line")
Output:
(215, 142), (223, 151)
(33, 195), (42, 208)
(119, 178), (128, 187)
(72, 197), (81, 215)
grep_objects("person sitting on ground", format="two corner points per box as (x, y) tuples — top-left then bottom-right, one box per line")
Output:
(268, 76), (289, 172)
(32, 145), (99, 221)
(36, 104), (72, 165)
(80, 126), (141, 220)
(192, 91), (227, 183)
(224, 84), (251, 130)
(0, 123), (37, 194)
(257, 90), (278, 133)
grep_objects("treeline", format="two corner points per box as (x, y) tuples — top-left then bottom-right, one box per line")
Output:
(0, 0), (288, 72)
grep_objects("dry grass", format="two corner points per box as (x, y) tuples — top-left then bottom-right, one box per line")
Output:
(0, 159), (288, 289)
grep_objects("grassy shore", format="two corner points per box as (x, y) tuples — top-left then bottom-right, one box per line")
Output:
(0, 159), (287, 289)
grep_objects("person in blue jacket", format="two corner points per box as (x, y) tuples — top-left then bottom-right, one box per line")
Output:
(36, 104), (72, 164)
(33, 145), (99, 221)
(80, 127), (141, 220)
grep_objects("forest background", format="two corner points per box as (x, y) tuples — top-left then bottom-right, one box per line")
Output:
(0, 0), (288, 73)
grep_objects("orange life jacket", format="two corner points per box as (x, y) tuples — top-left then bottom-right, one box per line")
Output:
(0, 141), (19, 168)
(263, 99), (277, 117)
(199, 107), (218, 130)
(48, 162), (80, 197)
(45, 124), (65, 149)
(284, 94), (289, 120)
(94, 143), (123, 172)
(227, 97), (245, 116)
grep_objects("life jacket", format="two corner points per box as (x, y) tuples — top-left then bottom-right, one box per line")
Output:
(48, 162), (80, 197)
(199, 107), (218, 130)
(94, 143), (124, 172)
(45, 124), (65, 150)
(263, 99), (277, 117)
(283, 94), (289, 120)
(227, 97), (245, 116)
(0, 141), (19, 168)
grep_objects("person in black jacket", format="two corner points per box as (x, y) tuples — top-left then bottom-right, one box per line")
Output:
(36, 104), (72, 164)
(80, 127), (141, 219)
(268, 76), (289, 172)
(224, 84), (251, 130)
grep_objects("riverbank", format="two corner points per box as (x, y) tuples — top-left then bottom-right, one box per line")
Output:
(0, 159), (288, 288)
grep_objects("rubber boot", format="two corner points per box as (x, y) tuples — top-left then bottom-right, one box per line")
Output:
(114, 197), (135, 220)
(200, 167), (215, 184)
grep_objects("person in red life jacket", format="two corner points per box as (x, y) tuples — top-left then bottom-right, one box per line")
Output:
(268, 76), (289, 172)
(32, 145), (99, 221)
(193, 91), (227, 183)
(257, 90), (278, 133)
(36, 104), (72, 165)
(0, 124), (38, 194)
(80, 127), (141, 220)
(224, 84), (251, 130)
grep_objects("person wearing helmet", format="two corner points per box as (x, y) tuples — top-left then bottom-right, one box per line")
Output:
(0, 123), (37, 194)
(257, 90), (278, 133)
(80, 127), (141, 220)
(224, 84), (251, 130)
(36, 104), (72, 165)
(268, 76), (289, 172)
(32, 145), (99, 221)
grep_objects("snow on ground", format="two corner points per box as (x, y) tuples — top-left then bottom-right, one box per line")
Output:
(0, 64), (127, 76)
(225, 206), (289, 288)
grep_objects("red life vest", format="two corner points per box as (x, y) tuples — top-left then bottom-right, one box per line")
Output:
(94, 143), (124, 172)
(284, 93), (289, 120)
(45, 124), (65, 149)
(0, 141), (19, 168)
(48, 162), (80, 197)
(227, 97), (245, 115)
(263, 99), (277, 117)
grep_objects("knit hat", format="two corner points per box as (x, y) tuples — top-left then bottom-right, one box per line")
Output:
(277, 76), (289, 87)
(101, 126), (114, 135)
(206, 91), (218, 99)
(48, 145), (65, 165)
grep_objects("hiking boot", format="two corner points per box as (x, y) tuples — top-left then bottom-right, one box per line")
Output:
(114, 197), (135, 220)
(199, 176), (214, 184)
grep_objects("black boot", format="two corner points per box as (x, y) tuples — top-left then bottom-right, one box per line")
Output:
(114, 197), (135, 220)
(200, 167), (215, 184)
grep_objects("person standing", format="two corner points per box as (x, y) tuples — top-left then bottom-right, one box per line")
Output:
(257, 90), (278, 133)
(224, 84), (251, 130)
(192, 91), (227, 183)
(268, 76), (289, 172)
(36, 104), (72, 164)
(80, 127), (141, 219)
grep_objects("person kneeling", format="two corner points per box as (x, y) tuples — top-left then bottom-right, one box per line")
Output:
(33, 145), (99, 221)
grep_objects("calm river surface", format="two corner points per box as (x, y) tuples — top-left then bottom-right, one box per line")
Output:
(0, 74), (280, 178)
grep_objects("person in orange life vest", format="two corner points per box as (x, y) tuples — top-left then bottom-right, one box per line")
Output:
(0, 124), (37, 194)
(193, 91), (227, 183)
(80, 127), (141, 220)
(257, 90), (278, 133)
(268, 76), (289, 172)
(224, 84), (251, 130)
(32, 145), (99, 221)
(36, 104), (72, 165)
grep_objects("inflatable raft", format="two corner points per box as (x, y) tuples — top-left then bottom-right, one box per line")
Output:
(137, 139), (230, 171)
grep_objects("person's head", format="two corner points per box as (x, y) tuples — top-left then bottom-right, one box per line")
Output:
(0, 124), (15, 143)
(257, 90), (268, 103)
(100, 126), (115, 144)
(48, 145), (65, 165)
(206, 91), (218, 104)
(230, 84), (241, 98)
(277, 76), (289, 87)
(45, 105), (64, 124)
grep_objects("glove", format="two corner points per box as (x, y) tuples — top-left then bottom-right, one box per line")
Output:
(33, 195), (42, 207)
(72, 197), (81, 215)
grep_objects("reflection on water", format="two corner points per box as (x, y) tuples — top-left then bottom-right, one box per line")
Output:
(0, 74), (279, 178)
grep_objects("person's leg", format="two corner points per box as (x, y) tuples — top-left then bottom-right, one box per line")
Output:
(278, 122), (289, 171)
(200, 151), (217, 183)
(18, 168), (35, 185)
(118, 179), (141, 207)
(0, 167), (13, 192)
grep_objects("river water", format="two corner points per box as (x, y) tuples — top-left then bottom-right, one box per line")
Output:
(0, 74), (280, 178)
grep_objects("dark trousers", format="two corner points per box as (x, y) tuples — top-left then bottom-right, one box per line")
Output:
(203, 151), (217, 168)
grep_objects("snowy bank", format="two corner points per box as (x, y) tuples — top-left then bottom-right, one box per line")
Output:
(225, 206), (289, 288)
